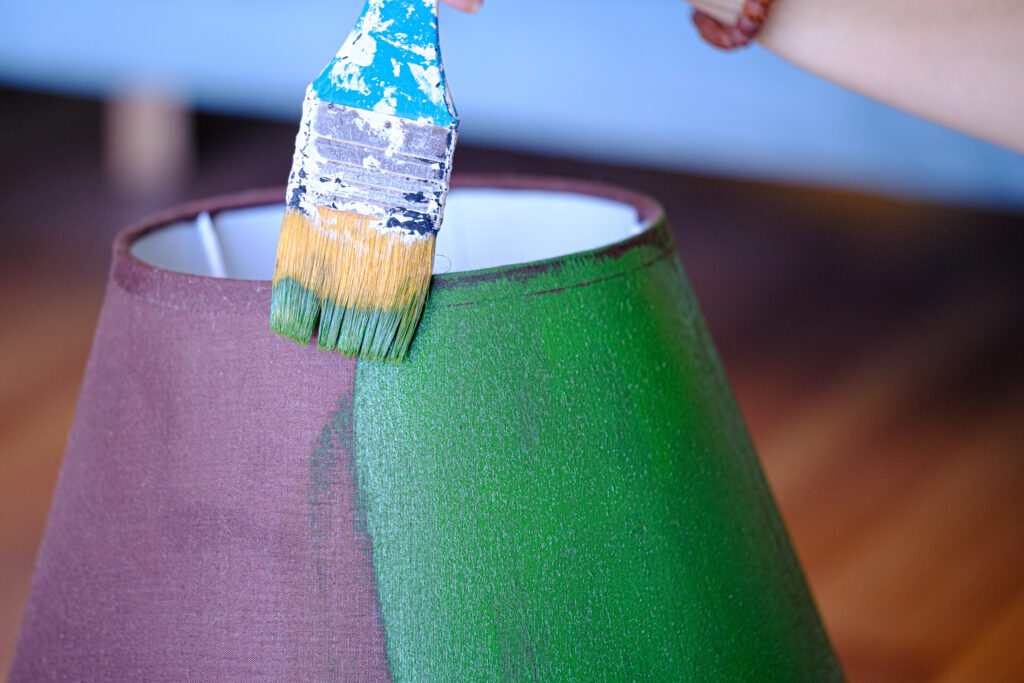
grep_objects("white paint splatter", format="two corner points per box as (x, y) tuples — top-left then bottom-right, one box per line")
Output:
(391, 58), (401, 77)
(330, 30), (377, 94)
(356, 0), (394, 37)
(335, 30), (377, 68)
(404, 42), (437, 62)
(355, 109), (407, 157)
(407, 63), (444, 106)
(330, 64), (368, 95)
(373, 86), (398, 115)
(379, 33), (438, 63)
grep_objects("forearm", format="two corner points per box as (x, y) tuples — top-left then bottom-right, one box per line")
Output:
(695, 0), (1024, 152)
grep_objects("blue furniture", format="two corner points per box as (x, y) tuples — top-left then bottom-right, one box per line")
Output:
(2, 0), (1021, 208)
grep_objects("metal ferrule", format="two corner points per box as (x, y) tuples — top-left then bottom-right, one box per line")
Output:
(287, 87), (458, 237)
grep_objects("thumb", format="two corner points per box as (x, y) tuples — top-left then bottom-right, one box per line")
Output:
(441, 0), (483, 12)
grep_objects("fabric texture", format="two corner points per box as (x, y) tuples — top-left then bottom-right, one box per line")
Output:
(352, 206), (841, 680)
(12, 180), (842, 681)
(11, 192), (390, 681)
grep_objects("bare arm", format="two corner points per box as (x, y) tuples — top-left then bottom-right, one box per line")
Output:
(698, 0), (1024, 152)
(446, 0), (1022, 151)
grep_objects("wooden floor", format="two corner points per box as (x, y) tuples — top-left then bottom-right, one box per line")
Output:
(2, 89), (1023, 681)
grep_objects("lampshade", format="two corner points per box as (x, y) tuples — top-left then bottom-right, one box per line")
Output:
(12, 176), (841, 680)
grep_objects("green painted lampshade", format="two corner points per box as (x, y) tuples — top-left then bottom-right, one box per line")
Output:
(12, 177), (842, 680)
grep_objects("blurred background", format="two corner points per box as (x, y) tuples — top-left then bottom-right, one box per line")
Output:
(2, 0), (1023, 680)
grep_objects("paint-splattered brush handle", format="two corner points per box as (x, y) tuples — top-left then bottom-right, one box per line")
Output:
(288, 0), (459, 237)
(315, 0), (456, 126)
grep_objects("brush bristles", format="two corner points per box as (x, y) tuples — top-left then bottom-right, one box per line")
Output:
(270, 206), (435, 361)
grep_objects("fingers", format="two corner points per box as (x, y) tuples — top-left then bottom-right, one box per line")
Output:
(441, 0), (483, 12)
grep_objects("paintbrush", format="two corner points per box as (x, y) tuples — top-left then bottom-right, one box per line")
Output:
(271, 0), (458, 361)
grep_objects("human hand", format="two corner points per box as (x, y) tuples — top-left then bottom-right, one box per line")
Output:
(690, 0), (772, 50)
(441, 0), (483, 12)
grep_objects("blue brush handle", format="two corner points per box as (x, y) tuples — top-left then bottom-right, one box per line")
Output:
(312, 0), (457, 128)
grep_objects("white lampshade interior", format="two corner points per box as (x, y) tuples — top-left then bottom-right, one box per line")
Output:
(130, 188), (648, 280)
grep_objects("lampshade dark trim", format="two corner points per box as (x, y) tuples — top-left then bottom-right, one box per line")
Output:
(111, 188), (280, 316)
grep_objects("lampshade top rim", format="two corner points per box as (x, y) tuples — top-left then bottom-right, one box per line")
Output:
(110, 175), (667, 316)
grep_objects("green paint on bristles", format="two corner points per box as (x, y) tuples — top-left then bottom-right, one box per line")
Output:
(269, 278), (320, 344)
(317, 299), (348, 352)
(270, 277), (428, 361)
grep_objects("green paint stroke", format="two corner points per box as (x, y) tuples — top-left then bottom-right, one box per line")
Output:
(307, 396), (354, 679)
(353, 221), (842, 680)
